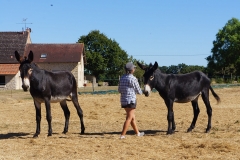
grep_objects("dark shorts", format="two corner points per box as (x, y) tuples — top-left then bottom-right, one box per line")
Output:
(121, 103), (136, 109)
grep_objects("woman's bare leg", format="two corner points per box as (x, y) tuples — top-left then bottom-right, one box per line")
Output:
(121, 108), (139, 136)
(130, 112), (139, 134)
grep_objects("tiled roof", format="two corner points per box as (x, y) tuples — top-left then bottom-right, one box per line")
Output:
(0, 31), (29, 64)
(24, 43), (86, 63)
(0, 64), (19, 75)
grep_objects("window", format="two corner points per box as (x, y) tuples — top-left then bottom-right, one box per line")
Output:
(0, 76), (5, 85)
(40, 53), (47, 58)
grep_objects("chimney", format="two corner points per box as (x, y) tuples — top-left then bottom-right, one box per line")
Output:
(26, 28), (32, 33)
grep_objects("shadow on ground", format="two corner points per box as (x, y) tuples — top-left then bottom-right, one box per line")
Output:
(0, 132), (31, 140)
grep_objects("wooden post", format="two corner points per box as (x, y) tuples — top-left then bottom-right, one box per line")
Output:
(92, 77), (95, 92)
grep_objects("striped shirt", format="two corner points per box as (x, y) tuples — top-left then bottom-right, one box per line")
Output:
(118, 74), (142, 106)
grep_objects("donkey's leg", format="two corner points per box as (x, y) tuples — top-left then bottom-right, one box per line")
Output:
(187, 99), (200, 132)
(172, 111), (176, 131)
(201, 89), (212, 133)
(33, 100), (41, 138)
(165, 99), (175, 135)
(60, 100), (70, 134)
(72, 94), (85, 134)
(44, 99), (52, 136)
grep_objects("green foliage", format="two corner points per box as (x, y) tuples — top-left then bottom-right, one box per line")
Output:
(206, 18), (240, 76)
(224, 78), (232, 84)
(178, 64), (206, 74)
(78, 30), (129, 81)
(128, 56), (145, 80)
(159, 66), (168, 73)
(167, 65), (179, 74)
(159, 63), (206, 74)
(214, 78), (224, 83)
(98, 81), (103, 86)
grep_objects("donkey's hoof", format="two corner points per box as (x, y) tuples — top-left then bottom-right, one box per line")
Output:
(33, 134), (39, 138)
(205, 128), (211, 133)
(80, 128), (85, 134)
(187, 128), (193, 132)
(62, 130), (68, 134)
(33, 132), (40, 138)
(47, 133), (52, 137)
(166, 130), (174, 135)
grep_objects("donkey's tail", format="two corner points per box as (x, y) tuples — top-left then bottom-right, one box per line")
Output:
(209, 86), (220, 104)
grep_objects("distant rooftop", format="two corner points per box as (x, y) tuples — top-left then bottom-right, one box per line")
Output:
(0, 30), (30, 64)
(25, 43), (86, 63)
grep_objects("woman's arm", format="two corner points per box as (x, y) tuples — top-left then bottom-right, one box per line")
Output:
(133, 78), (142, 95)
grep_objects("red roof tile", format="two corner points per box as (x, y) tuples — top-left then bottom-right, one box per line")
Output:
(24, 43), (85, 63)
(0, 64), (19, 75)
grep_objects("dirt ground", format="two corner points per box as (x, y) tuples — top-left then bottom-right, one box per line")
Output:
(0, 87), (240, 160)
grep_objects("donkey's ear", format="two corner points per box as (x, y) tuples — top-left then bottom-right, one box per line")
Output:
(152, 61), (158, 71)
(137, 61), (147, 70)
(28, 51), (34, 62)
(15, 51), (21, 63)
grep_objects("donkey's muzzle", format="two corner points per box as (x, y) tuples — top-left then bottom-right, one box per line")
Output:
(22, 85), (29, 92)
(22, 78), (30, 92)
(143, 85), (151, 97)
(143, 91), (150, 97)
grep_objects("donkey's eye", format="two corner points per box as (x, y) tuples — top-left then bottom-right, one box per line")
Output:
(149, 76), (154, 81)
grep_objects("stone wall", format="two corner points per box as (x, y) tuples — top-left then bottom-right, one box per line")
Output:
(2, 62), (85, 90)
(0, 74), (19, 90)
(37, 62), (84, 88)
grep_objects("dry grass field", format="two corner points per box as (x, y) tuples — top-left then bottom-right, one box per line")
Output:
(0, 87), (240, 160)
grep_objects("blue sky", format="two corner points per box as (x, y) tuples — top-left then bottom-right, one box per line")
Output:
(1, 0), (240, 67)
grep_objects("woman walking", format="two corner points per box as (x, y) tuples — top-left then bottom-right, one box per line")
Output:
(118, 62), (144, 139)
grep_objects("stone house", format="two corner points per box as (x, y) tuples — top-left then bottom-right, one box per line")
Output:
(0, 29), (86, 90)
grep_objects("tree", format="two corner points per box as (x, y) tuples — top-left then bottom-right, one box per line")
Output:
(167, 65), (179, 74)
(78, 30), (129, 83)
(159, 66), (168, 73)
(159, 63), (206, 74)
(178, 64), (206, 74)
(206, 18), (240, 76)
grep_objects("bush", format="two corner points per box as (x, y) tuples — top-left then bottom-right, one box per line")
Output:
(98, 81), (103, 86)
(215, 78), (224, 83)
(106, 79), (119, 86)
(211, 78), (216, 84)
(224, 78), (232, 83)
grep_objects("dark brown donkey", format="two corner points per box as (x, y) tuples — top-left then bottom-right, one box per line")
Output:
(137, 61), (220, 135)
(15, 50), (85, 138)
